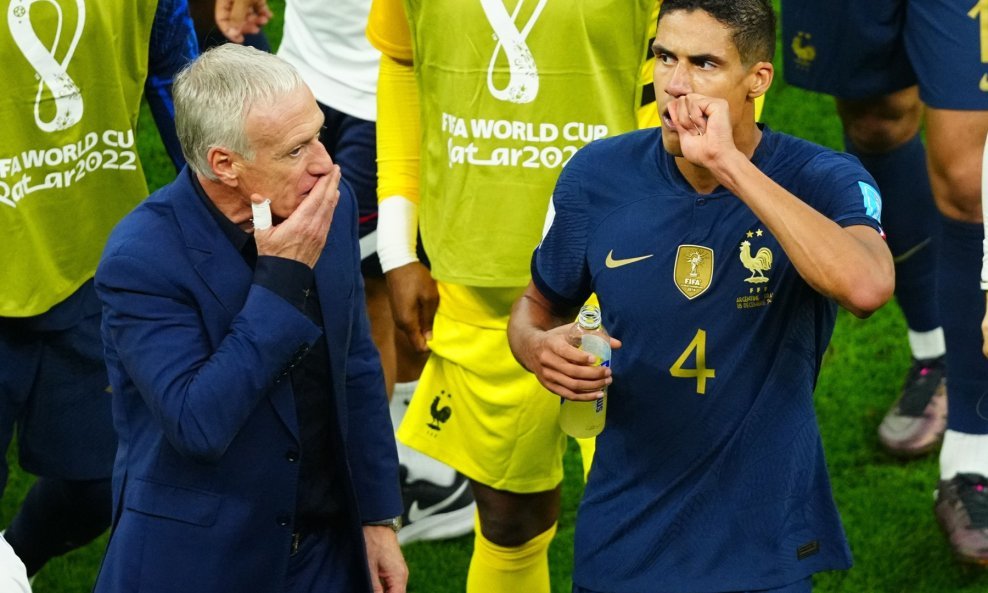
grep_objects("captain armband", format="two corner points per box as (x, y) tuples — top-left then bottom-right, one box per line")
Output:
(377, 195), (419, 274)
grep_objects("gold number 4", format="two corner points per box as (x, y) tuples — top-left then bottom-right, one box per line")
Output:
(669, 329), (716, 394)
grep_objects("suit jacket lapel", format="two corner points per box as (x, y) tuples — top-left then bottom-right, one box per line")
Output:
(169, 170), (300, 441)
(171, 171), (253, 317)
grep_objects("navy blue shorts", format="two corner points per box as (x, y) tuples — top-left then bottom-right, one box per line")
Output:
(781, 0), (987, 109)
(317, 102), (383, 277)
(317, 102), (429, 277)
(574, 576), (812, 593)
(0, 281), (116, 491)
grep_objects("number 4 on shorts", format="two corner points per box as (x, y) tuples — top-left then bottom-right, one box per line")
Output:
(669, 329), (716, 394)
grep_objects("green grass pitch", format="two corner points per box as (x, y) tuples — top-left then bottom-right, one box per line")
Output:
(5, 3), (988, 592)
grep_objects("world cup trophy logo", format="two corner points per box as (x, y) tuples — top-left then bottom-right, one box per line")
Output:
(480, 0), (548, 104)
(8, 0), (86, 132)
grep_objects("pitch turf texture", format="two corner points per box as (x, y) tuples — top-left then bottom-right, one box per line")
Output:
(5, 4), (987, 592)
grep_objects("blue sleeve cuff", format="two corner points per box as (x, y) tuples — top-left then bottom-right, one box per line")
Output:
(254, 256), (313, 311)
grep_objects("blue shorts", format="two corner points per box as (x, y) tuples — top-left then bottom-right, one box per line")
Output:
(781, 0), (987, 109)
(316, 102), (382, 277)
(574, 576), (812, 593)
(317, 102), (430, 278)
(0, 281), (116, 491)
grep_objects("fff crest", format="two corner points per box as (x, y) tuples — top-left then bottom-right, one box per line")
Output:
(674, 244), (714, 300)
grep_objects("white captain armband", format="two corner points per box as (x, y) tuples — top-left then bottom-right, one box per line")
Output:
(377, 195), (419, 274)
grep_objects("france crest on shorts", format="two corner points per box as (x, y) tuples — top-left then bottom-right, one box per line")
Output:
(858, 181), (882, 223)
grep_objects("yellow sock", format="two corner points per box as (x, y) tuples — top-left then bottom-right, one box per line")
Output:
(466, 514), (557, 593)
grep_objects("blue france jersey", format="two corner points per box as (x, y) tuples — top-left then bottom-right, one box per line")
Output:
(533, 126), (882, 592)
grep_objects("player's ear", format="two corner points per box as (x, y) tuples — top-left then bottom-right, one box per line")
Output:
(207, 146), (240, 188)
(746, 61), (773, 99)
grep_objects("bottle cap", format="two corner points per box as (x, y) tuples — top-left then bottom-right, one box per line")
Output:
(576, 305), (601, 330)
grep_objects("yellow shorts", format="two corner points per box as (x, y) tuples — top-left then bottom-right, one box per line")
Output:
(396, 283), (568, 493)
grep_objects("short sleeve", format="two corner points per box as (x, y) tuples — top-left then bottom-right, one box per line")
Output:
(367, 0), (413, 62)
(795, 152), (885, 234)
(531, 150), (594, 307)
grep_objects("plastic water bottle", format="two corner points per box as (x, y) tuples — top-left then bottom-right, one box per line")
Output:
(558, 305), (610, 438)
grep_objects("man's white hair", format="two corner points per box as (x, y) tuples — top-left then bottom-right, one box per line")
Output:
(173, 44), (306, 180)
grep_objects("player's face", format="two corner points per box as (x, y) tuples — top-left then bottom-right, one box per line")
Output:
(235, 86), (332, 221)
(652, 9), (757, 155)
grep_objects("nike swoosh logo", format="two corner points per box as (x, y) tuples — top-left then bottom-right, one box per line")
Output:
(981, 74), (988, 93)
(407, 480), (469, 523)
(605, 250), (654, 268)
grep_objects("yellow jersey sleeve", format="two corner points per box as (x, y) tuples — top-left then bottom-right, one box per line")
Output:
(376, 53), (421, 204)
(367, 0), (413, 63)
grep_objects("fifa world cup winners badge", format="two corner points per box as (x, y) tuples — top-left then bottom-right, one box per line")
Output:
(674, 245), (714, 300)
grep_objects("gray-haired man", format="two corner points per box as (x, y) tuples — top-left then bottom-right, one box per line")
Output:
(93, 44), (407, 593)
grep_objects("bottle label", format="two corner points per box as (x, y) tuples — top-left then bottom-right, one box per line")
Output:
(580, 334), (611, 368)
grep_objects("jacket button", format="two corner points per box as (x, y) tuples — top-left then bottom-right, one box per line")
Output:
(276, 515), (290, 527)
(286, 451), (299, 462)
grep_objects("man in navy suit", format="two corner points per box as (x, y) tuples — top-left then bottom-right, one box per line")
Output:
(93, 44), (407, 593)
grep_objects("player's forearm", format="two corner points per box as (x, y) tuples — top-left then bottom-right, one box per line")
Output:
(508, 284), (576, 373)
(375, 54), (423, 272)
(711, 151), (894, 317)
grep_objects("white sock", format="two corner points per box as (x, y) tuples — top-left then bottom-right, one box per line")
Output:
(390, 381), (416, 430)
(907, 327), (946, 361)
(939, 430), (988, 479)
(392, 381), (458, 487)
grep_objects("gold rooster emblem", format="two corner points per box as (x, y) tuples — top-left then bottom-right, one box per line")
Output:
(739, 241), (772, 284)
(791, 32), (816, 66)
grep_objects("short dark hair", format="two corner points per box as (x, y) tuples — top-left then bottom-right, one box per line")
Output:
(657, 0), (776, 65)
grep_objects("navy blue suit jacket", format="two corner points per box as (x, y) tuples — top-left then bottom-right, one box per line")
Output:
(93, 169), (401, 593)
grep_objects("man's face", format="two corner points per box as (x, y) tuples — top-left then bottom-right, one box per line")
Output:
(235, 85), (331, 220)
(652, 10), (755, 155)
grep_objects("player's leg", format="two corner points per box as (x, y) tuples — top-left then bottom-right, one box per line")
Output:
(835, 90), (947, 456)
(397, 284), (568, 591)
(781, 0), (946, 456)
(466, 482), (560, 593)
(365, 276), (398, 396)
(0, 317), (38, 498)
(3, 283), (116, 575)
(904, 0), (988, 563)
(319, 103), (475, 543)
(924, 106), (988, 565)
(981, 134), (988, 358)
(4, 478), (111, 576)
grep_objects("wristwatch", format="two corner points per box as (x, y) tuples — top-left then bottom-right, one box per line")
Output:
(365, 516), (402, 534)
